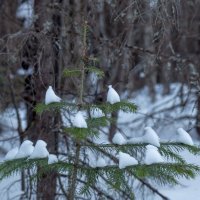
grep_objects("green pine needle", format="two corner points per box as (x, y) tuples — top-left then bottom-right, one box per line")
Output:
(63, 69), (81, 77)
(85, 66), (104, 77)
(64, 127), (98, 139)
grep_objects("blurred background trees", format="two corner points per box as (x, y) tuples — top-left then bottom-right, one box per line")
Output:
(0, 0), (200, 199)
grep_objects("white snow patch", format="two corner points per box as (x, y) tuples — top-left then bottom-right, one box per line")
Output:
(143, 127), (160, 147)
(29, 140), (49, 159)
(72, 111), (87, 128)
(95, 157), (107, 168)
(175, 128), (194, 146)
(107, 85), (120, 104)
(118, 152), (138, 169)
(0, 175), (22, 200)
(144, 145), (164, 165)
(90, 107), (105, 118)
(15, 140), (34, 159)
(45, 86), (61, 105)
(16, 0), (34, 28)
(127, 127), (160, 147)
(112, 132), (127, 145)
(48, 154), (58, 164)
(4, 147), (18, 161)
(17, 67), (33, 76)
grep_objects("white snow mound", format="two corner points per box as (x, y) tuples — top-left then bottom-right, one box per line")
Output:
(176, 128), (194, 146)
(4, 147), (19, 161)
(45, 86), (61, 105)
(112, 132), (127, 145)
(144, 145), (164, 165)
(143, 127), (160, 147)
(127, 127), (160, 147)
(72, 111), (87, 128)
(15, 140), (34, 159)
(48, 154), (58, 164)
(107, 85), (120, 104)
(29, 140), (49, 159)
(90, 107), (105, 118)
(96, 157), (107, 167)
(118, 152), (138, 169)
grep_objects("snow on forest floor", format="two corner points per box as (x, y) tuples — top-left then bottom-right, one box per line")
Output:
(0, 83), (200, 199)
(159, 150), (200, 200)
(120, 84), (200, 199)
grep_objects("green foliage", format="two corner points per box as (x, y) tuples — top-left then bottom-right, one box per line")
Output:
(85, 66), (104, 77)
(89, 101), (137, 114)
(1, 40), (200, 200)
(63, 69), (81, 77)
(1, 157), (199, 195)
(35, 102), (76, 114)
(162, 143), (200, 155)
(87, 116), (108, 127)
(0, 158), (47, 180)
(79, 169), (98, 196)
(64, 127), (98, 140)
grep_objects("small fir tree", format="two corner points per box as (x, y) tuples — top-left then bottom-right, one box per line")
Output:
(1, 22), (200, 200)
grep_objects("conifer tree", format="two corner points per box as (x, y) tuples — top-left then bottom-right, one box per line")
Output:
(1, 22), (200, 200)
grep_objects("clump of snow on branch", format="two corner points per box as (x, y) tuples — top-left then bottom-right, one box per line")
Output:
(72, 111), (88, 128)
(144, 145), (164, 165)
(4, 147), (19, 161)
(48, 154), (58, 164)
(45, 86), (61, 105)
(112, 132), (127, 145)
(127, 127), (160, 147)
(143, 127), (160, 147)
(90, 107), (105, 118)
(107, 85), (120, 104)
(15, 140), (34, 159)
(118, 152), (138, 169)
(30, 140), (49, 159)
(175, 128), (194, 146)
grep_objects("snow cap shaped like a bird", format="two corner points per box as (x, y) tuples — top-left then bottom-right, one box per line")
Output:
(48, 154), (58, 164)
(45, 86), (61, 105)
(118, 152), (138, 169)
(29, 140), (49, 159)
(112, 132), (127, 145)
(4, 147), (19, 161)
(15, 140), (34, 159)
(143, 127), (160, 147)
(90, 107), (105, 118)
(144, 145), (164, 165)
(73, 111), (87, 128)
(107, 85), (120, 104)
(36, 140), (47, 147)
(176, 128), (193, 146)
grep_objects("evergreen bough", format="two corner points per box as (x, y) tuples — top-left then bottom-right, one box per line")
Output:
(1, 22), (200, 200)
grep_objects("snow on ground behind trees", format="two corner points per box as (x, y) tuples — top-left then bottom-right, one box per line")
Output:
(0, 83), (200, 199)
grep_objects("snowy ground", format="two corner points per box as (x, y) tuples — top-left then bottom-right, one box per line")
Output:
(160, 150), (200, 200)
(0, 83), (200, 199)
(123, 84), (200, 200)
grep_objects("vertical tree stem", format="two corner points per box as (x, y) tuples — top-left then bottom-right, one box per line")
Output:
(69, 144), (81, 200)
(79, 21), (87, 105)
(69, 20), (87, 199)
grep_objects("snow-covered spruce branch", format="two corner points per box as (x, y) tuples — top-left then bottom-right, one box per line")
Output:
(2, 63), (200, 200)
(0, 159), (199, 185)
(35, 101), (137, 115)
